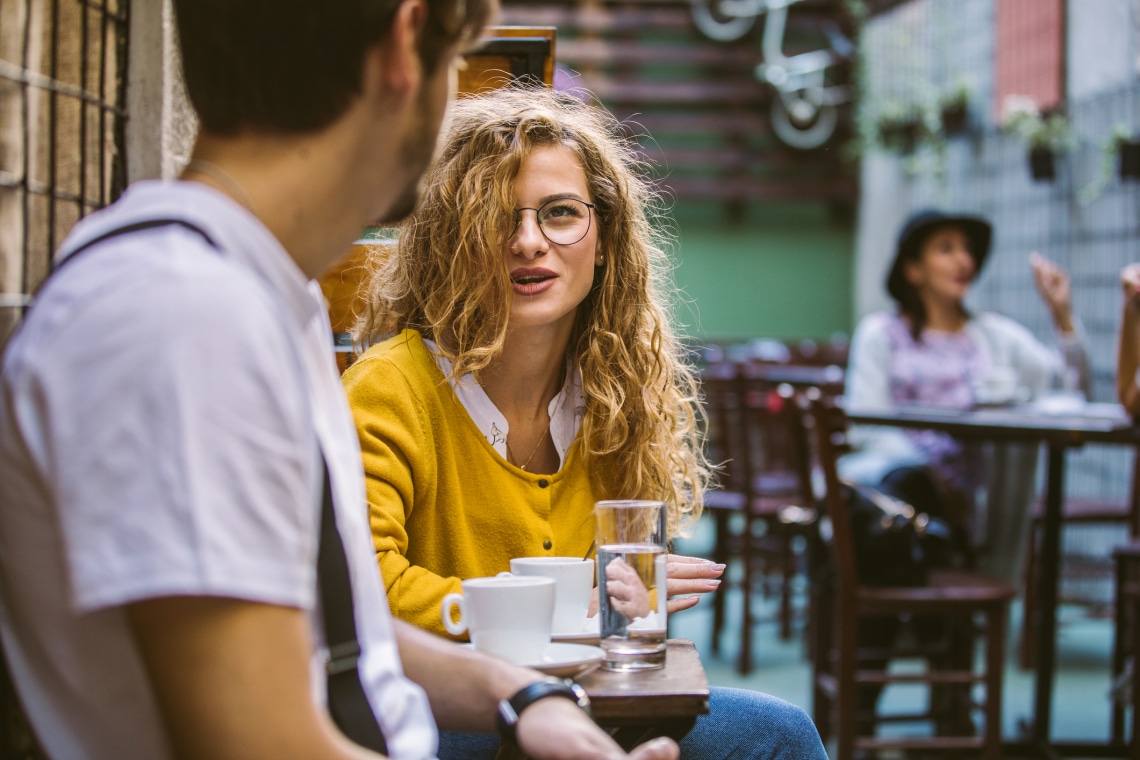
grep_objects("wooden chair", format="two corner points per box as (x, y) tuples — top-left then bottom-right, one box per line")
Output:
(703, 360), (816, 674)
(1020, 449), (1140, 669)
(1111, 539), (1140, 757)
(808, 390), (1014, 759)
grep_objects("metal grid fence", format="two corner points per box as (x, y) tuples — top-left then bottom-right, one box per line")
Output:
(0, 0), (131, 342)
(863, 0), (1140, 606)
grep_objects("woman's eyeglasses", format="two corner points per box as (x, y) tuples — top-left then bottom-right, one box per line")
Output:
(512, 198), (595, 246)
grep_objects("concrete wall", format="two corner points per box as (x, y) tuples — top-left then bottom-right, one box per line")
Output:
(672, 201), (854, 342)
(126, 0), (195, 182)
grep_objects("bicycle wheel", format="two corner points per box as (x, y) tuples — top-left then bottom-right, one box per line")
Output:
(770, 97), (837, 150)
(690, 0), (758, 42)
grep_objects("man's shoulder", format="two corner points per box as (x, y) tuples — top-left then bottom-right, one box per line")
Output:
(14, 188), (285, 363)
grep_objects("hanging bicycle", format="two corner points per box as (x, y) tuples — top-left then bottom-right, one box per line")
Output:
(690, 0), (853, 149)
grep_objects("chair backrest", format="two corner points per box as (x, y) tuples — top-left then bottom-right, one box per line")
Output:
(807, 389), (858, 593)
(701, 361), (755, 498)
(701, 361), (814, 509)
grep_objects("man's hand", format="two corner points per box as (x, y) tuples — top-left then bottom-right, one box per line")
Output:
(516, 697), (679, 760)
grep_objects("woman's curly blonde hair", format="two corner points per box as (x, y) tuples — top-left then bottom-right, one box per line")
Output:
(354, 85), (710, 536)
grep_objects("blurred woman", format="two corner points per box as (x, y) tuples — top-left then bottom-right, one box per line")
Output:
(343, 86), (827, 760)
(845, 209), (1086, 549)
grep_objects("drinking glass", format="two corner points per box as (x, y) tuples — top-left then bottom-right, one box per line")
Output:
(595, 500), (668, 670)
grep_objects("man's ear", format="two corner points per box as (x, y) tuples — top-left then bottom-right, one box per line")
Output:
(369, 0), (428, 101)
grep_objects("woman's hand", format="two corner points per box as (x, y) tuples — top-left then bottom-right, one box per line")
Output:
(587, 554), (724, 617)
(663, 554), (725, 614)
(602, 557), (652, 620)
(1030, 252), (1075, 333)
(1122, 264), (1140, 315)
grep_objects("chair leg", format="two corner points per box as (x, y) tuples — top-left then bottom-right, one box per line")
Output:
(737, 515), (754, 675)
(1113, 557), (1128, 744)
(709, 510), (731, 656)
(1019, 523), (1039, 670)
(779, 524), (794, 641)
(1132, 576), (1140, 760)
(836, 613), (858, 760)
(983, 605), (1007, 760)
(810, 590), (832, 743)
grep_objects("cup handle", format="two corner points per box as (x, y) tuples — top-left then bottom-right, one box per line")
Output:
(441, 593), (467, 636)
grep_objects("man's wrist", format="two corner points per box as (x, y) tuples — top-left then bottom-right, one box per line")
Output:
(495, 678), (592, 746)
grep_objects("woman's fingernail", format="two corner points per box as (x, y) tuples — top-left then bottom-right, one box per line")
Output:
(705, 579), (722, 587)
(707, 562), (726, 571)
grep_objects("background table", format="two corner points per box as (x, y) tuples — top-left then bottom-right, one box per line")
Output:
(848, 403), (1140, 757)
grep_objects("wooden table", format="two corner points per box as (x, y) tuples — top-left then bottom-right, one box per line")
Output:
(848, 402), (1140, 758)
(577, 639), (710, 744)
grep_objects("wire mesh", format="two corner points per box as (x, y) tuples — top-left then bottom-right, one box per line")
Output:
(0, 0), (130, 342)
(863, 0), (1140, 607)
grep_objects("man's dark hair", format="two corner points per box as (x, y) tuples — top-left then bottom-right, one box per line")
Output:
(174, 0), (493, 135)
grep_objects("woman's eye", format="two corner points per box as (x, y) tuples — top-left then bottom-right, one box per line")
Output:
(546, 205), (576, 218)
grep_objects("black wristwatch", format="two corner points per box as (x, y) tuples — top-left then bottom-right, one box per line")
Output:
(496, 678), (592, 745)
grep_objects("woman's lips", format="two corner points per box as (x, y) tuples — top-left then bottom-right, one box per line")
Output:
(510, 268), (557, 296)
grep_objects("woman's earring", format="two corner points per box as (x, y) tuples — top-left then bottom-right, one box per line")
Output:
(597, 255), (605, 265)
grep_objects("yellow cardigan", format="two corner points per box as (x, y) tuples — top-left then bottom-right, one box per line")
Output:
(342, 330), (598, 637)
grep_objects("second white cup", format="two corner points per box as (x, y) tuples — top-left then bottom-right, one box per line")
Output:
(441, 575), (555, 664)
(510, 556), (595, 635)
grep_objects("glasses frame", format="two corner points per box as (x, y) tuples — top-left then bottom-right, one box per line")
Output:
(512, 198), (596, 246)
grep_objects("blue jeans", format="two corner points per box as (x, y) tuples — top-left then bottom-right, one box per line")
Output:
(437, 686), (827, 760)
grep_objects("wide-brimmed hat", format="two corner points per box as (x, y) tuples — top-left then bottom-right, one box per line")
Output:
(886, 209), (993, 302)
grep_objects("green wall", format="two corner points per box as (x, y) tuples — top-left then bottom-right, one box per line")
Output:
(666, 201), (854, 342)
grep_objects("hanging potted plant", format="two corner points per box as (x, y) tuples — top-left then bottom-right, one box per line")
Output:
(1000, 95), (1072, 182)
(876, 101), (925, 155)
(938, 79), (971, 136)
(1117, 127), (1140, 181)
(1080, 124), (1140, 204)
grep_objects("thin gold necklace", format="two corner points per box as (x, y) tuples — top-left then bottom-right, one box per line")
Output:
(506, 421), (552, 471)
(184, 159), (257, 215)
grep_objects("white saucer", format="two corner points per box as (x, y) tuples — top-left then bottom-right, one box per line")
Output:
(551, 617), (600, 644)
(461, 642), (605, 677)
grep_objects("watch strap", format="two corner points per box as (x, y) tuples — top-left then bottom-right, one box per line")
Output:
(496, 678), (591, 745)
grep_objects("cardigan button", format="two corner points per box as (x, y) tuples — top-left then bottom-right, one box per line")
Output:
(537, 479), (550, 488)
(543, 540), (553, 550)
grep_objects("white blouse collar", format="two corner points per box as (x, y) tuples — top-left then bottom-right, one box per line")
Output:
(423, 339), (585, 469)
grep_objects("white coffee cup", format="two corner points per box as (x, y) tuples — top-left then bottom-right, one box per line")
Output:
(510, 557), (595, 635)
(441, 575), (555, 664)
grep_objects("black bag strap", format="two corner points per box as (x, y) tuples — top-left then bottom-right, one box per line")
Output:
(18, 218), (217, 322)
(317, 452), (388, 754)
(7, 218), (387, 754)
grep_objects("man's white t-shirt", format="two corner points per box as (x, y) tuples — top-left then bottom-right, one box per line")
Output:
(0, 181), (437, 759)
